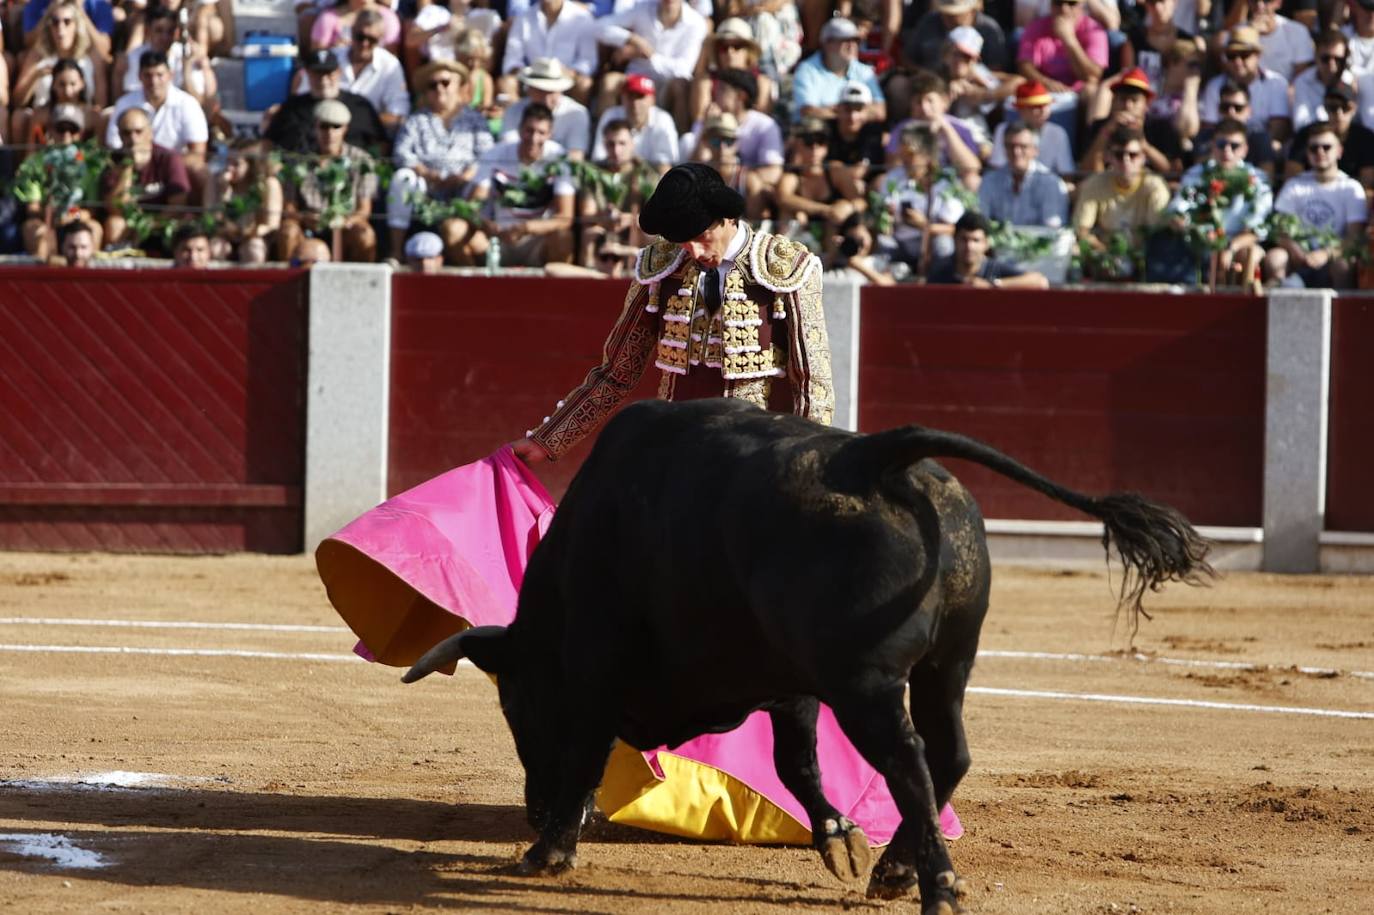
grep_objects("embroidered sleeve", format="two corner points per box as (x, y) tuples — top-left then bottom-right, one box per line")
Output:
(786, 260), (834, 426)
(527, 282), (658, 460)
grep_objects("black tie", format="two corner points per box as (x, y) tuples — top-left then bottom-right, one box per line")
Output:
(703, 268), (721, 314)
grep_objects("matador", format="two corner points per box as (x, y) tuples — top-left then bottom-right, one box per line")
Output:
(513, 163), (834, 463)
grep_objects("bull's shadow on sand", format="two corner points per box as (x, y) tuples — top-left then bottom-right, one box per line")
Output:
(0, 785), (860, 909)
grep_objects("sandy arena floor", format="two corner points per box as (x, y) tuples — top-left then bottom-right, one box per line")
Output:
(0, 552), (1370, 914)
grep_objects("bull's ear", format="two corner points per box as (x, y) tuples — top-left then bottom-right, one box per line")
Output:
(460, 625), (512, 674)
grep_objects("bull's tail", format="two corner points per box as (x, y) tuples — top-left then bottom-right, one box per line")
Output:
(830, 425), (1215, 630)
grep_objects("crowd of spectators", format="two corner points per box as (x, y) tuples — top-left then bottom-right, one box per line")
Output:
(1, 0), (1372, 288)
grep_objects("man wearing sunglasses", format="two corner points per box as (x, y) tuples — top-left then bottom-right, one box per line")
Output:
(1072, 125), (1170, 279)
(1293, 29), (1350, 130)
(1201, 26), (1291, 150)
(1284, 80), (1374, 188)
(264, 49), (387, 156)
(335, 8), (409, 134)
(1269, 120), (1368, 288)
(1165, 119), (1272, 292)
(1195, 81), (1276, 182)
(278, 99), (379, 263)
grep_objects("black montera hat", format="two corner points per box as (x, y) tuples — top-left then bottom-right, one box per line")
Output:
(638, 164), (746, 243)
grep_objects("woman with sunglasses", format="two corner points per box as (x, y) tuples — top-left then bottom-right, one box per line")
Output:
(776, 117), (856, 260)
(22, 57), (98, 153)
(689, 17), (773, 127)
(11, 0), (106, 142)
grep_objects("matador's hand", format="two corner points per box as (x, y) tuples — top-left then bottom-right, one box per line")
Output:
(511, 437), (550, 466)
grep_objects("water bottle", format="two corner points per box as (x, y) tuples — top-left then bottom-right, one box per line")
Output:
(486, 236), (501, 275)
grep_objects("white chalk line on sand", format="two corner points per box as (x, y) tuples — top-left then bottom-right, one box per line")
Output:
(968, 686), (1374, 720)
(0, 644), (358, 662)
(0, 617), (345, 633)
(1, 642), (1371, 722)
(4, 618), (1370, 681)
(979, 649), (1374, 682)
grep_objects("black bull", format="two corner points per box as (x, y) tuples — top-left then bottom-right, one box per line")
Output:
(405, 398), (1212, 913)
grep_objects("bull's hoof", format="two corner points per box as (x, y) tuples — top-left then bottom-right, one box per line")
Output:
(865, 859), (918, 900)
(817, 817), (871, 884)
(516, 843), (577, 876)
(917, 871), (970, 914)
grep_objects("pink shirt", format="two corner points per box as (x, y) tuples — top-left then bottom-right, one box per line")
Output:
(1017, 15), (1107, 90)
(311, 6), (401, 51)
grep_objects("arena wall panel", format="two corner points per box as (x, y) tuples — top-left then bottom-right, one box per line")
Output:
(1326, 296), (1374, 532)
(0, 268), (307, 552)
(388, 274), (659, 499)
(858, 287), (1267, 527)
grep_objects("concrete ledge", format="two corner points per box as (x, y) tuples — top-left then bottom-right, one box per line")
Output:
(985, 521), (1264, 572)
(304, 263), (393, 552)
(1319, 531), (1374, 574)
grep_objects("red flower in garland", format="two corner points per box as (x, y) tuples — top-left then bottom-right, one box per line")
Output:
(1209, 179), (1226, 197)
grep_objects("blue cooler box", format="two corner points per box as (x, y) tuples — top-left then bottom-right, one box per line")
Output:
(242, 33), (297, 111)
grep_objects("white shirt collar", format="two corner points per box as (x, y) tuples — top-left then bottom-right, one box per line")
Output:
(722, 220), (748, 265)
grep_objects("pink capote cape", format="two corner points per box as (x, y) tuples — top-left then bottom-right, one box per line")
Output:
(316, 447), (962, 846)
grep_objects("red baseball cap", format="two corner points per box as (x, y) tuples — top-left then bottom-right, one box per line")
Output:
(624, 74), (656, 97)
(1114, 67), (1156, 99)
(1014, 80), (1052, 108)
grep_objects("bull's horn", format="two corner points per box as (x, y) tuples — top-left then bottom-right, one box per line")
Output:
(402, 625), (506, 683)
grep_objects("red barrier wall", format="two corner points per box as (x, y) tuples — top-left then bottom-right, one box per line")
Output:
(858, 287), (1267, 527)
(0, 268), (308, 552)
(388, 274), (658, 499)
(1327, 297), (1374, 532)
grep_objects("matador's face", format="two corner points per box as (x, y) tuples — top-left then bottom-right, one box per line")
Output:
(681, 219), (736, 269)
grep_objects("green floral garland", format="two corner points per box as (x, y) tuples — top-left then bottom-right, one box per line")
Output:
(11, 141), (110, 216)
(277, 150), (388, 231)
(867, 167), (1056, 264)
(1170, 163), (1264, 254)
(404, 159), (659, 229)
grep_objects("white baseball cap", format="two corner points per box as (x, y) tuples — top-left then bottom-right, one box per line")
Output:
(948, 26), (983, 59)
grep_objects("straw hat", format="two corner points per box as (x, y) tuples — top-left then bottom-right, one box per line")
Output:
(709, 18), (760, 56)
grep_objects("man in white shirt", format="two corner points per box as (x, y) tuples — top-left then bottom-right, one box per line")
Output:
(501, 0), (597, 103)
(1269, 121), (1368, 288)
(1293, 30), (1350, 131)
(1344, 0), (1374, 77)
(336, 9), (410, 133)
(591, 73), (680, 168)
(1201, 25), (1292, 150)
(466, 103), (576, 266)
(501, 58), (592, 159)
(106, 50), (209, 176)
(115, 6), (215, 104)
(596, 0), (708, 131)
(1250, 0), (1314, 82)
